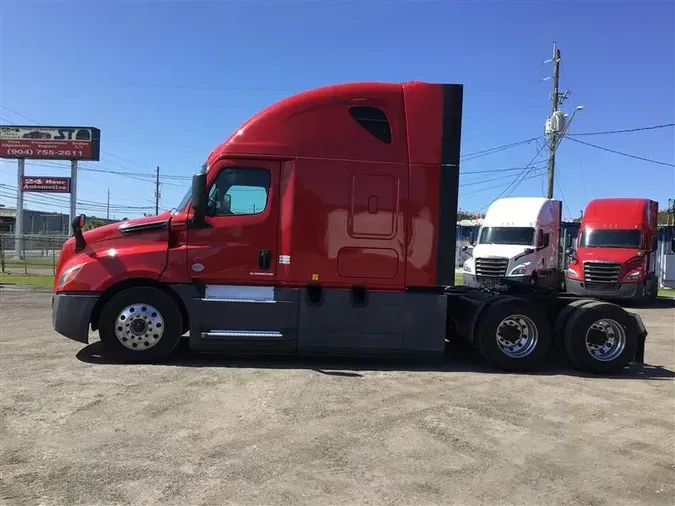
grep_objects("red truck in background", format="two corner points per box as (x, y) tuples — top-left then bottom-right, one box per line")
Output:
(51, 81), (648, 375)
(565, 198), (659, 301)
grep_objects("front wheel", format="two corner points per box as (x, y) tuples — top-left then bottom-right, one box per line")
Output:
(644, 275), (658, 301)
(98, 287), (183, 363)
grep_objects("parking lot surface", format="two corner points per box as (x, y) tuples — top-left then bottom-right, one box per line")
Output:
(1, 289), (674, 506)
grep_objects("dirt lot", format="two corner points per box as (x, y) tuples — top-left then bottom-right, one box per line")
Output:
(1, 289), (674, 506)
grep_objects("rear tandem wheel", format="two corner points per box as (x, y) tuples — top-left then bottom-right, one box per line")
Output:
(562, 300), (639, 375)
(474, 297), (553, 372)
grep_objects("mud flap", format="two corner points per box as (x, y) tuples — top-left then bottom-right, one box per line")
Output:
(631, 312), (647, 363)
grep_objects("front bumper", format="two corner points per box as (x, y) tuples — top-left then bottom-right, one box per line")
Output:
(565, 278), (641, 300)
(52, 292), (100, 343)
(463, 273), (529, 288)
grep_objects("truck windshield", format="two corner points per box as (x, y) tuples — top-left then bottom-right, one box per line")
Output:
(175, 163), (208, 212)
(579, 229), (642, 248)
(479, 227), (534, 246)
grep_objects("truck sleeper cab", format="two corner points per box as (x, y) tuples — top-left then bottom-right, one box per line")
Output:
(566, 198), (659, 301)
(463, 197), (562, 289)
(52, 81), (648, 375)
(53, 81), (463, 361)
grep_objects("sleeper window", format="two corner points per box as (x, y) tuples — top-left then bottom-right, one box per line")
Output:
(349, 106), (392, 144)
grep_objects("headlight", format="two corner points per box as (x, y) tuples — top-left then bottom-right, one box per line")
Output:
(566, 268), (580, 279)
(57, 263), (85, 287)
(625, 270), (641, 281)
(509, 262), (531, 276)
(463, 259), (473, 273)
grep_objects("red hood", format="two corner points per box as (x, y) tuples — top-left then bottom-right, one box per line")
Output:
(575, 247), (642, 264)
(82, 212), (172, 245)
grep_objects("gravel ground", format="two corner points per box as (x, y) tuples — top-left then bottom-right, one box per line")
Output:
(1, 289), (674, 506)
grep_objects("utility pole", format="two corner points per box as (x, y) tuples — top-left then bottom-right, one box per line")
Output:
(154, 166), (160, 215)
(106, 188), (110, 220)
(546, 43), (562, 199)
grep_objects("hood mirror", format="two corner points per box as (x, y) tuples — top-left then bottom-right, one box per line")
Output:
(191, 172), (207, 225)
(72, 214), (87, 252)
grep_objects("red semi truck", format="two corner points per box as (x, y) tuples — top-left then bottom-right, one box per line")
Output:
(565, 198), (659, 301)
(51, 81), (648, 374)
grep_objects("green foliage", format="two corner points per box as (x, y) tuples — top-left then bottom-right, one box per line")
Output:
(83, 218), (105, 231)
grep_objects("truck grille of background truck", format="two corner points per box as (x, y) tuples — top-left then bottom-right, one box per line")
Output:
(475, 257), (509, 278)
(583, 261), (621, 290)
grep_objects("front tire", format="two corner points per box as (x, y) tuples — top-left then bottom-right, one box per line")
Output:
(645, 275), (658, 301)
(99, 287), (183, 363)
(475, 297), (553, 372)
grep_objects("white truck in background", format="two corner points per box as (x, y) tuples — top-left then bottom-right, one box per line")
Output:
(462, 197), (563, 289)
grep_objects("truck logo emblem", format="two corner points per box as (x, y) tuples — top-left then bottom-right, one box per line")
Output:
(191, 263), (204, 272)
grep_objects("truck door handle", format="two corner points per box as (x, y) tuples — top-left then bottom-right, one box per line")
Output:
(258, 249), (271, 270)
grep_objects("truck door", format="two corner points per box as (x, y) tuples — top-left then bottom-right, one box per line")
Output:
(187, 159), (280, 285)
(185, 159), (297, 354)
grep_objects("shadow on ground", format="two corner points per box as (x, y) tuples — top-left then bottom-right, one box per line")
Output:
(76, 338), (675, 380)
(620, 296), (675, 310)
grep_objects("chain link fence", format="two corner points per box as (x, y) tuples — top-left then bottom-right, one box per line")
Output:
(0, 234), (68, 276)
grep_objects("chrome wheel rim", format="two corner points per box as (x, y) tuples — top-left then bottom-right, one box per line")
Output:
(495, 314), (539, 358)
(585, 319), (626, 362)
(114, 303), (164, 351)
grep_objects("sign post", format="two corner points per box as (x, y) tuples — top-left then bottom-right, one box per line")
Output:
(70, 160), (78, 234)
(15, 159), (25, 258)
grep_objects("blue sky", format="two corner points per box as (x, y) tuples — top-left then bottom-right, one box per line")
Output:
(1, 0), (673, 221)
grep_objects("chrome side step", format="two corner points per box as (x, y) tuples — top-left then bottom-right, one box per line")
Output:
(196, 298), (276, 304)
(201, 330), (284, 339)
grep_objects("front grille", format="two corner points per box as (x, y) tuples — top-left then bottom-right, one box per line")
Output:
(584, 261), (621, 288)
(475, 257), (509, 278)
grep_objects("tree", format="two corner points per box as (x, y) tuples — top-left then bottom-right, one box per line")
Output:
(658, 208), (674, 226)
(457, 209), (485, 222)
(83, 218), (105, 231)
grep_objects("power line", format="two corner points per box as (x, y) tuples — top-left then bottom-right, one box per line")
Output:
(0, 184), (154, 210)
(568, 123), (675, 136)
(567, 137), (675, 167)
(477, 141), (550, 210)
(460, 165), (547, 188)
(0, 105), (189, 182)
(462, 169), (547, 197)
(461, 137), (539, 161)
(555, 179), (572, 220)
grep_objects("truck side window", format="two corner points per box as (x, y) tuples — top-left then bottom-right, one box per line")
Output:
(207, 167), (270, 216)
(543, 232), (550, 248)
(349, 106), (392, 144)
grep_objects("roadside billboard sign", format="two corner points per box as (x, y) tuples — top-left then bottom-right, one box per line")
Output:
(0, 125), (101, 161)
(21, 176), (71, 193)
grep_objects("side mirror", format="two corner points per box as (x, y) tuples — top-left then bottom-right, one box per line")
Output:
(536, 230), (544, 249)
(469, 231), (475, 246)
(72, 214), (86, 252)
(524, 247), (535, 255)
(462, 244), (473, 256)
(565, 234), (572, 248)
(191, 172), (207, 224)
(566, 247), (576, 259)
